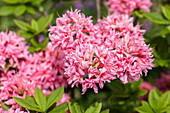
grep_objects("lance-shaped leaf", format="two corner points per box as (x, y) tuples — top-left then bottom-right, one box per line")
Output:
(46, 86), (64, 110)
(69, 99), (83, 113)
(49, 103), (68, 113)
(13, 97), (40, 111)
(34, 87), (47, 112)
(1, 101), (10, 111)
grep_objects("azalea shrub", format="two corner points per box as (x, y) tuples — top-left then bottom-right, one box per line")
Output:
(0, 0), (169, 113)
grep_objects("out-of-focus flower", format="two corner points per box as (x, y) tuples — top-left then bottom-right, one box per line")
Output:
(140, 81), (154, 100)
(107, 0), (152, 15)
(155, 72), (170, 92)
(38, 34), (45, 43)
(86, 0), (95, 10)
(74, 1), (83, 10)
(143, 21), (152, 31)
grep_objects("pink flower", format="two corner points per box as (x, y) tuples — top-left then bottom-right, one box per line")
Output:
(49, 9), (154, 94)
(96, 14), (154, 84)
(64, 43), (116, 94)
(107, 0), (152, 15)
(154, 72), (170, 92)
(0, 31), (29, 73)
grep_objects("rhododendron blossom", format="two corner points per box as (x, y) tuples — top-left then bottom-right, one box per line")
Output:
(107, 0), (152, 15)
(96, 14), (154, 84)
(49, 9), (154, 94)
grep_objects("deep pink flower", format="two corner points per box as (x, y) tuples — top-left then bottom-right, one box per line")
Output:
(107, 0), (152, 15)
(154, 72), (170, 92)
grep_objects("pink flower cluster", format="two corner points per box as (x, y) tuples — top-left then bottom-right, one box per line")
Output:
(0, 32), (69, 112)
(107, 0), (152, 15)
(49, 9), (154, 94)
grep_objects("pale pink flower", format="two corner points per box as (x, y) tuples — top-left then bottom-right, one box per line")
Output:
(107, 0), (152, 15)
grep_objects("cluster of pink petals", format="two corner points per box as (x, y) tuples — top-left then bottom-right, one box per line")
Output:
(0, 32), (69, 112)
(107, 0), (152, 15)
(0, 31), (29, 73)
(49, 9), (154, 94)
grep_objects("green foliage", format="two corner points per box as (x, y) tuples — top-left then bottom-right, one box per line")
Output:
(136, 88), (170, 113)
(14, 14), (53, 52)
(107, 79), (147, 113)
(69, 100), (109, 113)
(143, 4), (170, 69)
(12, 86), (68, 113)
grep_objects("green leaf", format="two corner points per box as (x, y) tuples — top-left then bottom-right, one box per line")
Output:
(101, 109), (109, 113)
(137, 89), (147, 98)
(135, 101), (154, 113)
(14, 5), (26, 16)
(38, 14), (53, 31)
(0, 6), (15, 16)
(13, 97), (40, 111)
(1, 101), (10, 111)
(144, 12), (170, 24)
(26, 6), (36, 14)
(28, 46), (36, 53)
(2, 0), (18, 4)
(148, 89), (160, 111)
(39, 37), (49, 50)
(85, 101), (102, 113)
(49, 103), (68, 113)
(34, 87), (46, 111)
(31, 19), (39, 31)
(14, 19), (29, 30)
(21, 0), (31, 3)
(161, 26), (170, 38)
(46, 86), (64, 110)
(30, 38), (39, 47)
(162, 5), (170, 20)
(31, 0), (44, 6)
(68, 99), (83, 113)
(157, 91), (170, 111)
(25, 95), (39, 107)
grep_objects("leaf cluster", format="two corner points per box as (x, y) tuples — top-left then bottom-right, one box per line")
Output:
(136, 88), (170, 113)
(12, 86), (68, 113)
(107, 79), (147, 113)
(14, 14), (53, 52)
